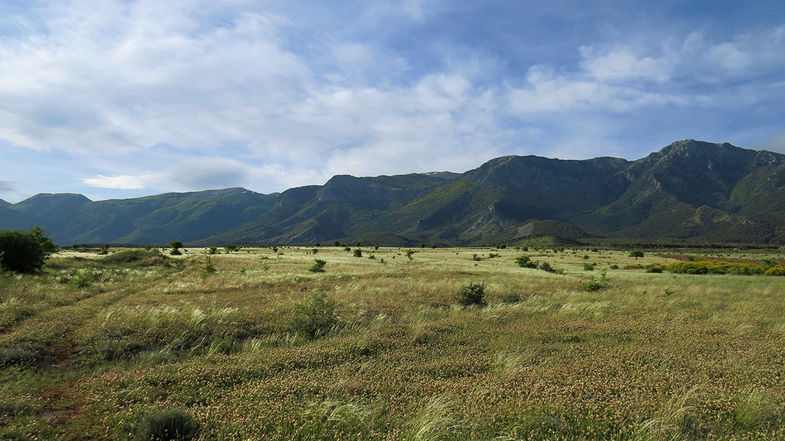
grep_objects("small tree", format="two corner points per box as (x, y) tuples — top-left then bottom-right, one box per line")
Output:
(353, 249), (362, 257)
(629, 250), (645, 259)
(169, 241), (183, 256)
(0, 228), (57, 273)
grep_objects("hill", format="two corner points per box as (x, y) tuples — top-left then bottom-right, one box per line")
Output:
(1, 140), (784, 245)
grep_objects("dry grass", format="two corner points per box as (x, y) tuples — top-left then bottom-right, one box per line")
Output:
(0, 245), (784, 440)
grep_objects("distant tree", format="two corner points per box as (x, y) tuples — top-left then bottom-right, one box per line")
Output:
(169, 241), (183, 250)
(629, 250), (645, 259)
(353, 249), (363, 257)
(0, 227), (57, 273)
(334, 241), (340, 247)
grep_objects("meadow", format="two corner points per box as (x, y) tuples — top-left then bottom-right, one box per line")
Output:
(1, 245), (784, 440)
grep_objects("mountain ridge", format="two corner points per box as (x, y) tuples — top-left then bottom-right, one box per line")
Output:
(2, 140), (784, 245)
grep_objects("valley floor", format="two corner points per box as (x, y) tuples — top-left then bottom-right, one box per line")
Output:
(1, 246), (784, 440)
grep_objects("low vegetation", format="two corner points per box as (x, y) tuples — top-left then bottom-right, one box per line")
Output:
(0, 243), (784, 440)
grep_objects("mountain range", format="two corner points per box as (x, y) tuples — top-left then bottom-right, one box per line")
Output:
(2, 140), (784, 246)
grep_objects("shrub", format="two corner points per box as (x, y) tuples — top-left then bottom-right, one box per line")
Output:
(353, 249), (363, 258)
(102, 249), (169, 266)
(133, 408), (199, 441)
(472, 254), (482, 261)
(539, 262), (555, 273)
(207, 247), (218, 255)
(0, 228), (57, 273)
(515, 255), (537, 268)
(169, 248), (182, 256)
(203, 255), (216, 275)
(310, 259), (327, 273)
(764, 265), (785, 276)
(289, 293), (338, 339)
(71, 267), (106, 288)
(500, 292), (522, 304)
(457, 282), (487, 307)
(646, 265), (664, 273)
(583, 263), (595, 271)
(580, 279), (605, 292)
(629, 250), (645, 258)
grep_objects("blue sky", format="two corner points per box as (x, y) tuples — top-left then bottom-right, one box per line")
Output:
(1, 0), (784, 202)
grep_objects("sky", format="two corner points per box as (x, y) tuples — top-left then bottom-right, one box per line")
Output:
(1, 0), (784, 202)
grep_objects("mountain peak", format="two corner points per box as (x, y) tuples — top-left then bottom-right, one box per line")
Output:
(20, 193), (92, 204)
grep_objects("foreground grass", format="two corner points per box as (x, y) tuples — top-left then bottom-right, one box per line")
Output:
(0, 246), (783, 440)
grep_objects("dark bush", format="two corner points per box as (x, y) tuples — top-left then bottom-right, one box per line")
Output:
(628, 250), (645, 258)
(133, 408), (199, 441)
(0, 227), (57, 273)
(457, 282), (487, 307)
(353, 249), (363, 257)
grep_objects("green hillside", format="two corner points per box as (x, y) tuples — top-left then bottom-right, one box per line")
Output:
(2, 140), (784, 245)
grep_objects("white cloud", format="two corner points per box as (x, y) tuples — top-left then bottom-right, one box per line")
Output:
(0, 180), (15, 193)
(82, 175), (150, 190)
(508, 65), (681, 115)
(580, 47), (671, 82)
(1, 1), (784, 198)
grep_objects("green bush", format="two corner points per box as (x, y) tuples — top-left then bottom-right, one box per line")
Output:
(310, 259), (327, 273)
(539, 262), (555, 273)
(515, 255), (537, 268)
(0, 227), (56, 273)
(500, 292), (522, 304)
(580, 279), (605, 292)
(102, 249), (168, 266)
(289, 293), (338, 339)
(583, 263), (595, 271)
(207, 247), (218, 255)
(133, 408), (199, 441)
(353, 249), (363, 258)
(629, 250), (645, 258)
(664, 260), (775, 275)
(457, 282), (487, 307)
(764, 265), (785, 276)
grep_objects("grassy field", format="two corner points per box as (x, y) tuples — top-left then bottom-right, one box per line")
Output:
(1, 245), (784, 440)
